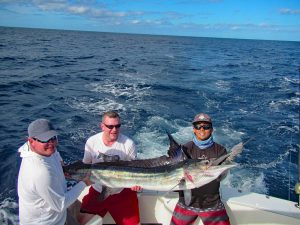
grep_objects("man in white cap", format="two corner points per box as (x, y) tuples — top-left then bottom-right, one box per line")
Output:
(170, 113), (231, 225)
(17, 118), (92, 225)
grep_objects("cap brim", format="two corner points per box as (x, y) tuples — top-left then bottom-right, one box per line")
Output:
(35, 130), (58, 141)
(192, 120), (211, 124)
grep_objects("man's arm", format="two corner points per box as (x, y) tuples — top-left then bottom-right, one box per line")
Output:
(36, 167), (87, 213)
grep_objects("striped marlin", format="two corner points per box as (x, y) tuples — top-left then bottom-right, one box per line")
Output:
(63, 134), (245, 194)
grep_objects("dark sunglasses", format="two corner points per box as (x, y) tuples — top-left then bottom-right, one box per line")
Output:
(104, 124), (121, 129)
(32, 136), (57, 143)
(193, 124), (212, 130)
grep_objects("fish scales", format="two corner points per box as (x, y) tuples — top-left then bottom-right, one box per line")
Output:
(65, 159), (235, 191)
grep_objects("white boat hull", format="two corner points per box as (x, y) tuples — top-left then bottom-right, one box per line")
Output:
(76, 187), (300, 225)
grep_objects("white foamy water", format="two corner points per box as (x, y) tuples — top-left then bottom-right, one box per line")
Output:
(215, 80), (231, 90)
(222, 170), (268, 194)
(89, 82), (151, 101)
(0, 198), (19, 225)
(65, 97), (124, 114)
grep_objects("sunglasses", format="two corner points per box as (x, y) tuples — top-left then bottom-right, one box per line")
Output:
(103, 124), (121, 129)
(32, 136), (57, 143)
(193, 124), (212, 130)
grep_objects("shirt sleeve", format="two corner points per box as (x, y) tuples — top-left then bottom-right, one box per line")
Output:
(35, 166), (86, 212)
(56, 151), (63, 162)
(127, 141), (137, 160)
(64, 181), (86, 207)
(82, 139), (93, 164)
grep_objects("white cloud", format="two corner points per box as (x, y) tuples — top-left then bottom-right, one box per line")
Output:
(279, 8), (300, 15)
(34, 0), (67, 11)
(230, 26), (240, 30)
(68, 6), (89, 14)
(131, 20), (140, 24)
(91, 9), (126, 18)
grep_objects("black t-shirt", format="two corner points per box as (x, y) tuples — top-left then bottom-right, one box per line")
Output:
(178, 141), (227, 209)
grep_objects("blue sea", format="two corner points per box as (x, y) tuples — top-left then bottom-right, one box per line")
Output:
(0, 26), (299, 224)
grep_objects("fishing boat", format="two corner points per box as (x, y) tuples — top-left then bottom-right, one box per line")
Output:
(74, 138), (300, 225)
(77, 185), (300, 225)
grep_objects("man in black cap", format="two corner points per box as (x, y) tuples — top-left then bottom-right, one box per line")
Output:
(17, 118), (92, 225)
(170, 113), (231, 225)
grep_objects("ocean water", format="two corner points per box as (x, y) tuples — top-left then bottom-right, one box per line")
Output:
(0, 26), (299, 224)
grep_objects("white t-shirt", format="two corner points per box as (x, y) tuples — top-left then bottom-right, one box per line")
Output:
(17, 142), (86, 225)
(83, 132), (136, 192)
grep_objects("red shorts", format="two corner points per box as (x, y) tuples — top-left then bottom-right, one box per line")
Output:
(81, 186), (140, 225)
(171, 203), (230, 225)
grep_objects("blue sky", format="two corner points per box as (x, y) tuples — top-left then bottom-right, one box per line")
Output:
(0, 0), (300, 41)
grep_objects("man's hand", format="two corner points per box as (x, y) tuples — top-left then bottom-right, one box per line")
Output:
(131, 185), (142, 192)
(82, 172), (94, 186)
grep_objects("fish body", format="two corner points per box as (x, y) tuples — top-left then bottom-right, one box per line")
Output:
(64, 134), (247, 192)
(64, 157), (235, 191)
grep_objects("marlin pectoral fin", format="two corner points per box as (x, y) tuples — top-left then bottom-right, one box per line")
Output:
(163, 177), (191, 204)
(162, 179), (186, 200)
(167, 179), (185, 192)
(183, 190), (192, 206)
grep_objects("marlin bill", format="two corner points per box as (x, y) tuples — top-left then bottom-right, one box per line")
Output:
(64, 135), (246, 192)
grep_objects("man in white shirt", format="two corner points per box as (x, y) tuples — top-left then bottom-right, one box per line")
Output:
(18, 118), (92, 225)
(80, 111), (141, 225)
